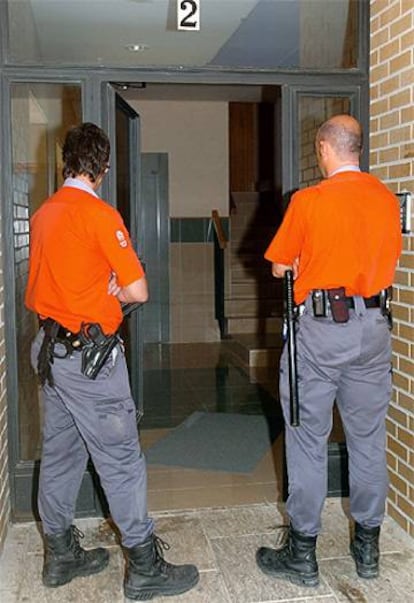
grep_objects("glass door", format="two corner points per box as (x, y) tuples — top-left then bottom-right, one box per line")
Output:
(6, 82), (107, 519)
(114, 92), (144, 420)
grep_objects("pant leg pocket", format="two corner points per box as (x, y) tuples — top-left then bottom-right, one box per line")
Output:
(95, 397), (138, 446)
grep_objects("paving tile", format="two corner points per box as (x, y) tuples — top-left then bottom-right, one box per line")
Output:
(210, 532), (334, 603)
(318, 498), (414, 560)
(152, 513), (217, 571)
(1, 502), (414, 603)
(17, 548), (124, 603)
(0, 591), (19, 603)
(154, 571), (231, 603)
(199, 503), (285, 539)
(0, 527), (31, 592)
(320, 551), (414, 603)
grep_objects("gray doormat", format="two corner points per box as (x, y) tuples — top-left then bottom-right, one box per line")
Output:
(144, 411), (273, 473)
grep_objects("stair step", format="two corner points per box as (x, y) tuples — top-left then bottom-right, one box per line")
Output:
(225, 297), (282, 317)
(224, 333), (283, 367)
(229, 282), (283, 299)
(226, 316), (282, 335)
(230, 264), (273, 280)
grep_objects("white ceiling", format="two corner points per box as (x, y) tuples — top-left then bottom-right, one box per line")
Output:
(8, 0), (265, 67)
(7, 1), (353, 79)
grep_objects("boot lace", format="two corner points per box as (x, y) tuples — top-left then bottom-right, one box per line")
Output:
(153, 535), (171, 572)
(69, 525), (86, 559)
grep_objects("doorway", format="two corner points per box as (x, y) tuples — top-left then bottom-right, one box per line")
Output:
(6, 80), (357, 519)
(110, 83), (351, 512)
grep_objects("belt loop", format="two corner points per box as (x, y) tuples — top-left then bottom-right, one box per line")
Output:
(353, 296), (366, 315)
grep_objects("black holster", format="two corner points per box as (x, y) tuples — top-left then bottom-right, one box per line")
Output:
(37, 318), (60, 386)
(380, 286), (393, 329)
(80, 323), (119, 380)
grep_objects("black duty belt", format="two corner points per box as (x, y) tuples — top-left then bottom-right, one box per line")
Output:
(309, 287), (392, 325)
(37, 317), (121, 385)
(39, 319), (84, 349)
(346, 295), (380, 309)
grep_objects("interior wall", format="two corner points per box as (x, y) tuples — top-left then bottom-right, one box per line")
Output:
(0, 201), (9, 552)
(125, 98), (229, 343)
(127, 99), (229, 218)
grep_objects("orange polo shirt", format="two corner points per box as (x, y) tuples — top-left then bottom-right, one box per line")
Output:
(25, 185), (145, 334)
(265, 171), (402, 304)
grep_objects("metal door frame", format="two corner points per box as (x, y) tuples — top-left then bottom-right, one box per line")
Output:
(108, 87), (144, 418)
(0, 0), (370, 521)
(281, 83), (368, 201)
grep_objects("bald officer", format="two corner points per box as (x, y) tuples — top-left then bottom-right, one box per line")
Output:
(256, 115), (402, 586)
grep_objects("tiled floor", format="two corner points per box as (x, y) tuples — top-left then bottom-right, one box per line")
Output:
(1, 342), (412, 602)
(1, 499), (413, 602)
(141, 342), (285, 513)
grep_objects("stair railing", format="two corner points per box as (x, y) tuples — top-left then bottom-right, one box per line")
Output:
(211, 210), (228, 338)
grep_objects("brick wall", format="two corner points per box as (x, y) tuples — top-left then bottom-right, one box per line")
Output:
(0, 213), (10, 554)
(370, 0), (414, 537)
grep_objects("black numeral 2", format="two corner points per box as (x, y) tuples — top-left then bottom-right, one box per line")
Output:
(179, 0), (198, 28)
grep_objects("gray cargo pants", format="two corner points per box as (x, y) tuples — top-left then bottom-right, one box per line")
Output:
(31, 330), (154, 547)
(280, 296), (392, 536)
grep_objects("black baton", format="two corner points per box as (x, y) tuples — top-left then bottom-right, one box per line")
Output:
(284, 270), (300, 427)
(121, 302), (142, 318)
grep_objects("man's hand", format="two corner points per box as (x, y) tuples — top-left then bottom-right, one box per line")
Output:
(271, 258), (299, 280)
(108, 272), (122, 296)
(108, 272), (149, 303)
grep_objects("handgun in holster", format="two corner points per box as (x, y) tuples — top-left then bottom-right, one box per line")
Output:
(380, 286), (393, 329)
(80, 322), (119, 379)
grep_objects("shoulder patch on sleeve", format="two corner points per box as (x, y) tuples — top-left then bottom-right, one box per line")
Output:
(115, 229), (128, 248)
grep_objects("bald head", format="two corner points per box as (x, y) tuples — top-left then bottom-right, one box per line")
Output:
(316, 115), (363, 161)
(315, 115), (362, 177)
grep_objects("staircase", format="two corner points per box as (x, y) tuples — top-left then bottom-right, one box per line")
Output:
(223, 193), (284, 367)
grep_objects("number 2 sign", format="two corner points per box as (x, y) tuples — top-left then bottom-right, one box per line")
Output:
(177, 0), (200, 31)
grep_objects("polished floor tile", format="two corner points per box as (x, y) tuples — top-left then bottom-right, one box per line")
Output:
(140, 342), (285, 512)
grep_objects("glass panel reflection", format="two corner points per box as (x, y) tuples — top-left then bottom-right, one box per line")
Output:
(298, 95), (351, 189)
(7, 0), (358, 70)
(11, 83), (81, 460)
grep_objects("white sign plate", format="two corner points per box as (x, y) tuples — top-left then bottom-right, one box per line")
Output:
(177, 0), (200, 31)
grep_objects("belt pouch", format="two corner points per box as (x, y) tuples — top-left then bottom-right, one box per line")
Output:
(327, 288), (349, 323)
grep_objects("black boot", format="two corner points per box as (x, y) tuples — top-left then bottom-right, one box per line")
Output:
(124, 534), (199, 600)
(42, 525), (110, 587)
(350, 523), (380, 579)
(256, 526), (319, 587)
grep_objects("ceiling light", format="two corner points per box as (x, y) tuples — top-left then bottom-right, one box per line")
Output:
(125, 43), (149, 52)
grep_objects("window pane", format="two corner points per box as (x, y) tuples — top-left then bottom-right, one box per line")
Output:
(11, 83), (81, 460)
(298, 95), (351, 189)
(6, 0), (358, 70)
